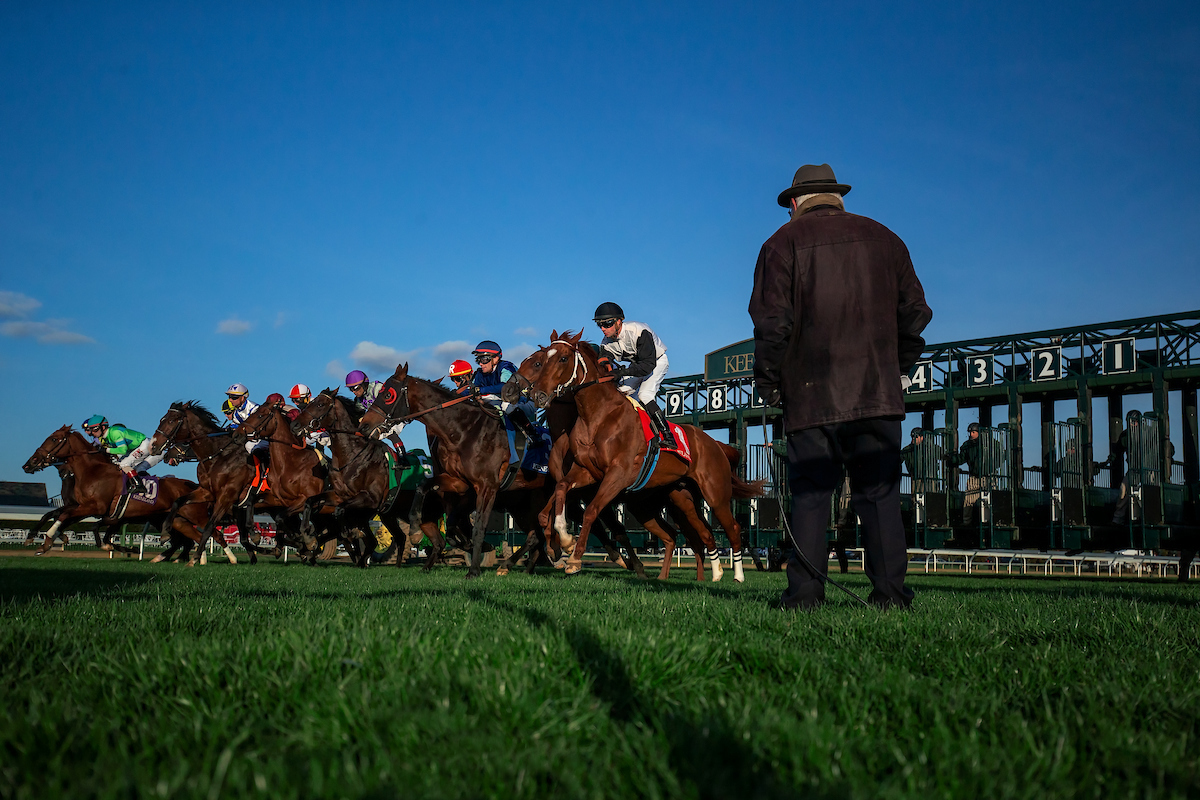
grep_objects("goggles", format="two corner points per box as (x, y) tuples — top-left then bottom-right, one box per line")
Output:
(596, 318), (619, 330)
(474, 354), (495, 364)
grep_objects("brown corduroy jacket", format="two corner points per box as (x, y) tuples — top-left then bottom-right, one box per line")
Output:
(749, 204), (932, 432)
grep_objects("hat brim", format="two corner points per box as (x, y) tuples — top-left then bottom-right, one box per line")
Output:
(777, 183), (852, 208)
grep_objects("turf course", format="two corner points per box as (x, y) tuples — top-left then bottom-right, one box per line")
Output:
(1, 558), (1197, 799)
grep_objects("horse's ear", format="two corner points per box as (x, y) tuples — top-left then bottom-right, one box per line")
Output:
(397, 362), (409, 379)
(571, 329), (584, 344)
(550, 328), (558, 341)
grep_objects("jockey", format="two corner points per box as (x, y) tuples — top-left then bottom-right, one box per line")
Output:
(347, 370), (406, 455)
(594, 301), (677, 450)
(220, 400), (237, 429)
(226, 383), (269, 459)
(264, 392), (300, 422)
(289, 384), (313, 409)
(449, 359), (474, 398)
(471, 340), (551, 450)
(81, 414), (163, 493)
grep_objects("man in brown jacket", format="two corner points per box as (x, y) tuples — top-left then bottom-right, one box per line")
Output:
(749, 164), (932, 609)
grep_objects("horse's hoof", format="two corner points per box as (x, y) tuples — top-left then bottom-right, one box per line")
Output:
(464, 571), (480, 580)
(34, 549), (47, 556)
(100, 543), (113, 552)
(150, 554), (166, 564)
(564, 567), (582, 578)
(496, 567), (510, 576)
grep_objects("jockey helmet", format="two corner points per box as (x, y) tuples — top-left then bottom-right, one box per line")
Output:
(593, 301), (624, 322)
(345, 370), (368, 388)
(1127, 410), (1141, 424)
(472, 340), (502, 356)
(911, 428), (924, 439)
(221, 400), (236, 415)
(449, 360), (473, 378)
(226, 383), (249, 397)
(264, 393), (285, 406)
(83, 414), (107, 430)
(967, 422), (980, 434)
(289, 383), (311, 400)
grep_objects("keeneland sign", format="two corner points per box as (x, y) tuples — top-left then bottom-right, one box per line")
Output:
(704, 339), (755, 382)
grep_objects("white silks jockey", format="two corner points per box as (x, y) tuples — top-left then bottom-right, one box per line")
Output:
(593, 301), (676, 450)
(225, 383), (269, 456)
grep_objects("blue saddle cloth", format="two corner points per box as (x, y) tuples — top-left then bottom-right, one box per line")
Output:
(502, 419), (550, 476)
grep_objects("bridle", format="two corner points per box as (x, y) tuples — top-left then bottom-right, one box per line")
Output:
(157, 408), (237, 464)
(511, 340), (614, 402)
(364, 376), (482, 435)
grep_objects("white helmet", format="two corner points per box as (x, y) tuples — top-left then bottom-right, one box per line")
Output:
(226, 383), (249, 397)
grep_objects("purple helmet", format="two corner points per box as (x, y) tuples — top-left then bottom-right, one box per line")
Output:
(345, 370), (368, 387)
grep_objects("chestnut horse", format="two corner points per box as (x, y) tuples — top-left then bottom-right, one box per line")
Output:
(229, 404), (371, 566)
(22, 427), (215, 558)
(291, 389), (448, 570)
(507, 331), (764, 580)
(149, 401), (299, 565)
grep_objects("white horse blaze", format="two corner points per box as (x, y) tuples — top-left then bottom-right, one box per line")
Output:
(554, 510), (574, 549)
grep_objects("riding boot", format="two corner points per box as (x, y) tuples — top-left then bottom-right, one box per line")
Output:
(643, 401), (678, 450)
(125, 471), (144, 495)
(508, 407), (551, 449)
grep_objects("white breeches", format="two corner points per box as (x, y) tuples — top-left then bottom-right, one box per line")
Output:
(618, 354), (669, 405)
(119, 440), (163, 473)
(244, 440), (269, 455)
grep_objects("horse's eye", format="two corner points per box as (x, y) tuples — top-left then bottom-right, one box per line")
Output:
(560, 355), (568, 362)
(534, 361), (541, 368)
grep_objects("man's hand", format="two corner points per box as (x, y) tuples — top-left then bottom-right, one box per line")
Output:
(761, 387), (782, 408)
(900, 374), (913, 391)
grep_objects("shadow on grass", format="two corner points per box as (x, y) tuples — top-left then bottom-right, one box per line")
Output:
(472, 589), (802, 800)
(0, 567), (159, 604)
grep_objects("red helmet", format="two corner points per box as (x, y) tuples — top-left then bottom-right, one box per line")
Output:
(264, 393), (285, 406)
(449, 360), (473, 378)
(289, 383), (311, 400)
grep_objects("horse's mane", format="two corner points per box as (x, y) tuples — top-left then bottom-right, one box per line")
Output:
(331, 393), (365, 425)
(549, 331), (604, 373)
(412, 375), (455, 402)
(172, 400), (221, 429)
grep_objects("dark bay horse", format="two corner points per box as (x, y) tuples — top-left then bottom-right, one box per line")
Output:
(149, 401), (295, 565)
(229, 404), (372, 566)
(508, 331), (764, 580)
(22, 426), (215, 557)
(291, 389), (448, 570)
(359, 363), (558, 579)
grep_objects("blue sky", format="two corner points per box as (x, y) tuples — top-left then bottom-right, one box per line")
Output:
(3, 2), (1198, 495)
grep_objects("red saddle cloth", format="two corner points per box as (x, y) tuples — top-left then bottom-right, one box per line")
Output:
(251, 461), (271, 493)
(631, 401), (692, 464)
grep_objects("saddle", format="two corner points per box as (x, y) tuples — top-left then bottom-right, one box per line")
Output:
(111, 473), (160, 518)
(627, 397), (691, 463)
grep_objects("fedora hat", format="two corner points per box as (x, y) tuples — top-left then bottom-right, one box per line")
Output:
(777, 163), (852, 207)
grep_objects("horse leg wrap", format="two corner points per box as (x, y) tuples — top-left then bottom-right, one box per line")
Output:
(707, 547), (723, 581)
(732, 549), (745, 583)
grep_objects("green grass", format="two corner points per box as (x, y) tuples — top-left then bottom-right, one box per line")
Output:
(1, 558), (1198, 800)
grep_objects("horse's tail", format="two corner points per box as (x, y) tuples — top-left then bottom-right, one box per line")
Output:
(732, 476), (767, 500)
(714, 440), (766, 499)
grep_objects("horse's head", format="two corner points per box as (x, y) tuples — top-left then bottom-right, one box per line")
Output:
(150, 403), (188, 456)
(292, 388), (338, 438)
(511, 330), (594, 409)
(24, 426), (86, 473)
(360, 363), (409, 437)
(232, 402), (278, 446)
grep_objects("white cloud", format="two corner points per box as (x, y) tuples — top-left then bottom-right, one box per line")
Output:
(1, 319), (94, 344)
(432, 340), (471, 360)
(513, 326), (539, 338)
(274, 312), (286, 329)
(325, 359), (346, 379)
(507, 342), (535, 366)
(0, 291), (41, 319)
(216, 317), (253, 335)
(350, 341), (420, 372)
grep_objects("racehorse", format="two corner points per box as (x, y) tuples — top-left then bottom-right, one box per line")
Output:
(290, 389), (449, 570)
(506, 331), (764, 580)
(229, 403), (372, 566)
(359, 364), (560, 579)
(149, 402), (296, 565)
(22, 426), (216, 558)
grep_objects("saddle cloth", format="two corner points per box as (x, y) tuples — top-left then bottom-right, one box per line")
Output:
(111, 474), (160, 518)
(628, 397), (692, 464)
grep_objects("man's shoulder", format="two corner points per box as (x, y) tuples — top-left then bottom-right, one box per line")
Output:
(766, 208), (904, 247)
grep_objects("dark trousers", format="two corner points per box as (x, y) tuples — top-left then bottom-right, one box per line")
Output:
(780, 418), (913, 609)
